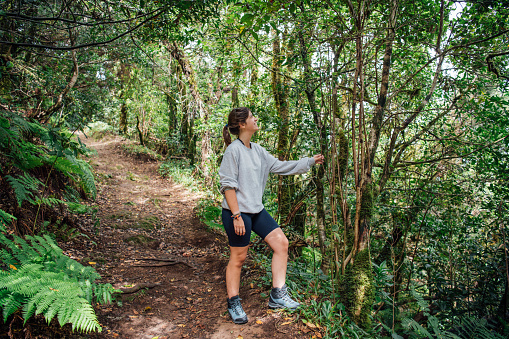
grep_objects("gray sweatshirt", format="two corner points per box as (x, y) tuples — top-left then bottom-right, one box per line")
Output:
(219, 139), (315, 214)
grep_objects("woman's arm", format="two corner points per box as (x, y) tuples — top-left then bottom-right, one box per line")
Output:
(265, 149), (325, 175)
(224, 189), (245, 236)
(224, 189), (240, 215)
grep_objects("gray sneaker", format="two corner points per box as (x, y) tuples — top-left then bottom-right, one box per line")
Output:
(268, 284), (300, 310)
(227, 296), (248, 324)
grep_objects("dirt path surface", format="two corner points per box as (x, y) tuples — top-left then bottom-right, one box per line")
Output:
(66, 136), (308, 339)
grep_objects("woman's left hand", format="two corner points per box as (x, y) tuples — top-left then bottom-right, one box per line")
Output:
(313, 154), (325, 165)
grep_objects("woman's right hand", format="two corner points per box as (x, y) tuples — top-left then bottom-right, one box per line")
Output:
(233, 217), (246, 236)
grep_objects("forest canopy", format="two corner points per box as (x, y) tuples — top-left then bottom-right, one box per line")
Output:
(1, 0), (508, 337)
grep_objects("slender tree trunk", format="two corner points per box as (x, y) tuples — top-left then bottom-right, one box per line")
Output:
(136, 115), (144, 146)
(271, 31), (292, 221)
(119, 103), (128, 135)
(31, 49), (79, 122)
(118, 63), (130, 135)
(168, 42), (212, 182)
(297, 26), (328, 261)
(231, 88), (239, 108)
(339, 0), (398, 328)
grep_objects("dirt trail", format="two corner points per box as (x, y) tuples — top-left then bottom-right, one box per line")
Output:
(69, 135), (307, 339)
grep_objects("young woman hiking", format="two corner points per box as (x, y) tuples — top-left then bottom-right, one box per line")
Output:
(219, 107), (324, 324)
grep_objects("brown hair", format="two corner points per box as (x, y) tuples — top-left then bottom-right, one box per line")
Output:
(222, 107), (251, 146)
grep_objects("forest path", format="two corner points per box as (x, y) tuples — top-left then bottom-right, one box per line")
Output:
(73, 135), (305, 339)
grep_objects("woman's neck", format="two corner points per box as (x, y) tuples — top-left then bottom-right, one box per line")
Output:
(238, 132), (252, 148)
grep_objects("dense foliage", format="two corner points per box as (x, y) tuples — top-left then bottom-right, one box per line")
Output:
(1, 0), (508, 337)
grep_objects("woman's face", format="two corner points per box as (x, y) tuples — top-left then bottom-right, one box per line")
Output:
(242, 111), (259, 133)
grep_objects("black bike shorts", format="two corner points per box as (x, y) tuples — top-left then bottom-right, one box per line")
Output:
(222, 208), (280, 247)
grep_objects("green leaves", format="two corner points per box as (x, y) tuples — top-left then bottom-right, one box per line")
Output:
(0, 234), (118, 333)
(6, 173), (43, 207)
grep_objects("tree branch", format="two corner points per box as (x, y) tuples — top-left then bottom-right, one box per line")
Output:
(0, 8), (165, 50)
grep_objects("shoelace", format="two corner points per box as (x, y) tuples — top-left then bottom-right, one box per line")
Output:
(281, 294), (294, 302)
(230, 299), (244, 315)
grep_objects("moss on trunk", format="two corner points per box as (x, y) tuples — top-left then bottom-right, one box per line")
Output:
(340, 248), (375, 328)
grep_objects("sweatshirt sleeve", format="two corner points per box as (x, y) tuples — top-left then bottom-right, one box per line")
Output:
(262, 148), (315, 175)
(219, 147), (239, 194)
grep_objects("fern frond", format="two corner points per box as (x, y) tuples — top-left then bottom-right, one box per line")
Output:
(50, 155), (97, 200)
(65, 298), (101, 332)
(455, 316), (505, 339)
(0, 209), (16, 232)
(13, 235), (41, 261)
(402, 317), (434, 339)
(5, 172), (43, 207)
(75, 159), (96, 199)
(1, 293), (25, 322)
(0, 234), (112, 332)
(34, 197), (66, 208)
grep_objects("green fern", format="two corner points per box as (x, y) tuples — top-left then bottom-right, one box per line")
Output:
(35, 196), (66, 207)
(5, 172), (43, 207)
(453, 317), (506, 339)
(0, 235), (118, 333)
(51, 156), (97, 200)
(400, 287), (504, 339)
(0, 209), (16, 232)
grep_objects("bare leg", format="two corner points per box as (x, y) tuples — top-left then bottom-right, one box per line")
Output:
(264, 228), (289, 289)
(226, 246), (249, 298)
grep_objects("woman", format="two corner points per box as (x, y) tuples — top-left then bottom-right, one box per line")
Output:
(219, 107), (324, 324)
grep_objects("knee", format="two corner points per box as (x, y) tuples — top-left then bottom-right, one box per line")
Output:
(274, 234), (289, 253)
(230, 251), (247, 267)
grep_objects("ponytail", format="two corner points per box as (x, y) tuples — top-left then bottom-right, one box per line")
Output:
(223, 124), (232, 146)
(223, 107), (250, 146)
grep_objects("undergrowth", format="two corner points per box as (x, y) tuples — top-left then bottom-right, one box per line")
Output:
(0, 109), (115, 333)
(158, 158), (201, 192)
(0, 234), (118, 333)
(121, 143), (162, 161)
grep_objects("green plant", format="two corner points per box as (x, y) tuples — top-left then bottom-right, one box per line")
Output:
(121, 143), (162, 161)
(0, 210), (16, 232)
(196, 199), (222, 230)
(158, 159), (201, 192)
(390, 287), (506, 339)
(0, 234), (118, 333)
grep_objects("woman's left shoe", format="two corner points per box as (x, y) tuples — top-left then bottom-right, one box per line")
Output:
(268, 284), (300, 310)
(227, 296), (248, 324)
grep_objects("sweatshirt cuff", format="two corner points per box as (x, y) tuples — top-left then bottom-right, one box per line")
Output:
(308, 157), (316, 167)
(220, 186), (237, 195)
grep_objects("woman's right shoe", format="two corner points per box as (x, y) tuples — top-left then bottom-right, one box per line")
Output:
(227, 296), (248, 324)
(268, 284), (300, 310)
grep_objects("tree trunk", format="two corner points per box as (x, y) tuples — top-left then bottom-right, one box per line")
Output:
(30, 49), (79, 122)
(339, 0), (398, 328)
(297, 27), (328, 261)
(119, 103), (128, 135)
(168, 42), (212, 182)
(136, 115), (144, 146)
(117, 63), (130, 135)
(271, 31), (292, 222)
